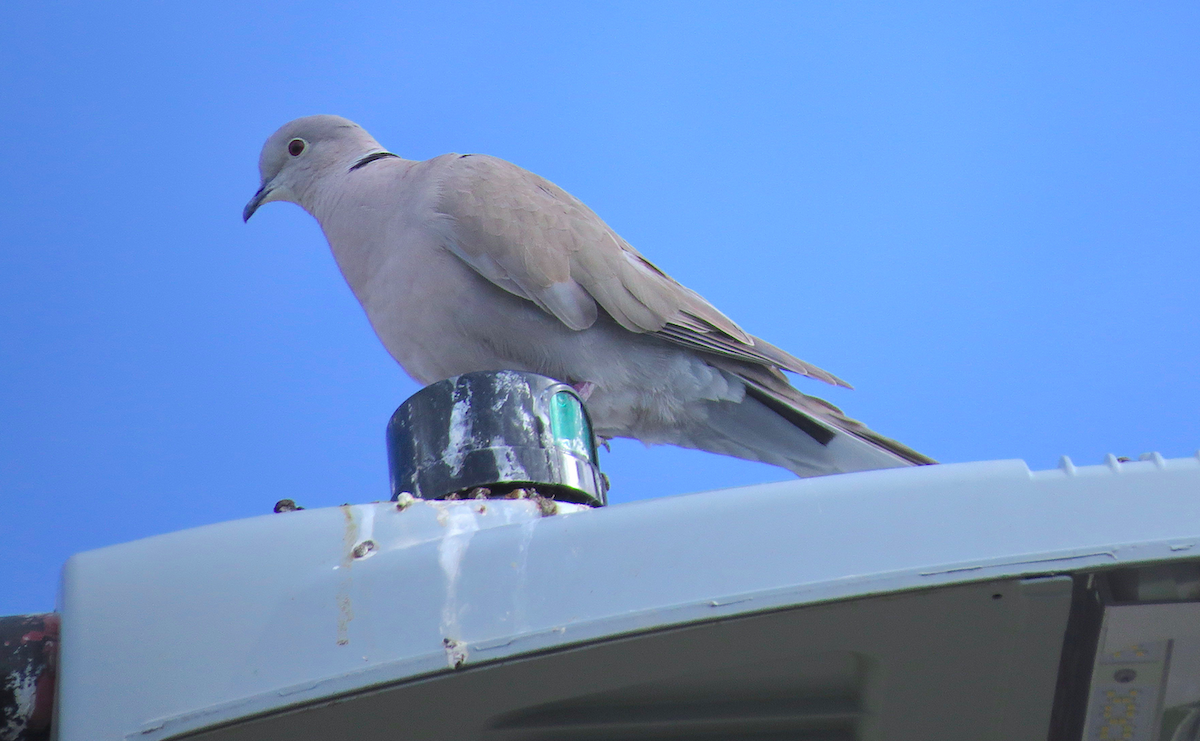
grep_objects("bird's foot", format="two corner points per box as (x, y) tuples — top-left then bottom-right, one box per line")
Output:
(572, 381), (596, 401)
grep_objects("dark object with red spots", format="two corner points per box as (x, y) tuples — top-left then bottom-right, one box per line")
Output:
(0, 613), (58, 741)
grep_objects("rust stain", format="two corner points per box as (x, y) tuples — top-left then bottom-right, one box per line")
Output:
(336, 505), (357, 646)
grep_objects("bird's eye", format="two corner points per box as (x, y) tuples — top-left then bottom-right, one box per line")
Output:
(288, 138), (307, 156)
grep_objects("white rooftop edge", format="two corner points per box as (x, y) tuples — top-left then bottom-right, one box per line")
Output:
(54, 453), (1200, 740)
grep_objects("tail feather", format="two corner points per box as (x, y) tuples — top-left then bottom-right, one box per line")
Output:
(744, 384), (936, 468)
(691, 357), (936, 476)
(678, 395), (853, 477)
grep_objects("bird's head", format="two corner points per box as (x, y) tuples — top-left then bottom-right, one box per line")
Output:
(243, 115), (384, 222)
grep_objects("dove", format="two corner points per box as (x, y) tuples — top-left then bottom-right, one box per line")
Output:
(244, 115), (934, 477)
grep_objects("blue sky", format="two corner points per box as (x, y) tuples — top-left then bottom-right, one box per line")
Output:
(1, 3), (1197, 614)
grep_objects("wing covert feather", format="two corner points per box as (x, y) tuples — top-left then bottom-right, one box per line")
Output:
(432, 154), (847, 387)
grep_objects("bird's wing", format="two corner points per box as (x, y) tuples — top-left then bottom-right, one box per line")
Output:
(433, 154), (848, 387)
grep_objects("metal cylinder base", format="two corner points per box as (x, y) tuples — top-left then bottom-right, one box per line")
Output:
(387, 370), (607, 506)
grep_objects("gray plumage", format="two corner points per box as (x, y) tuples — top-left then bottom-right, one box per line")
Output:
(244, 115), (934, 477)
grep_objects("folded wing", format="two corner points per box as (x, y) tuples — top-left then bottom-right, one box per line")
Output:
(433, 154), (848, 388)
(432, 153), (934, 470)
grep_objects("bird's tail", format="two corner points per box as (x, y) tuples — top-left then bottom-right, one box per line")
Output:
(683, 361), (935, 477)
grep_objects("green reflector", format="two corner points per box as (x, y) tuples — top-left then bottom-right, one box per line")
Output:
(549, 391), (592, 461)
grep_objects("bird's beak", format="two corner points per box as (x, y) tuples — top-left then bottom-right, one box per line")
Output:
(242, 182), (274, 222)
